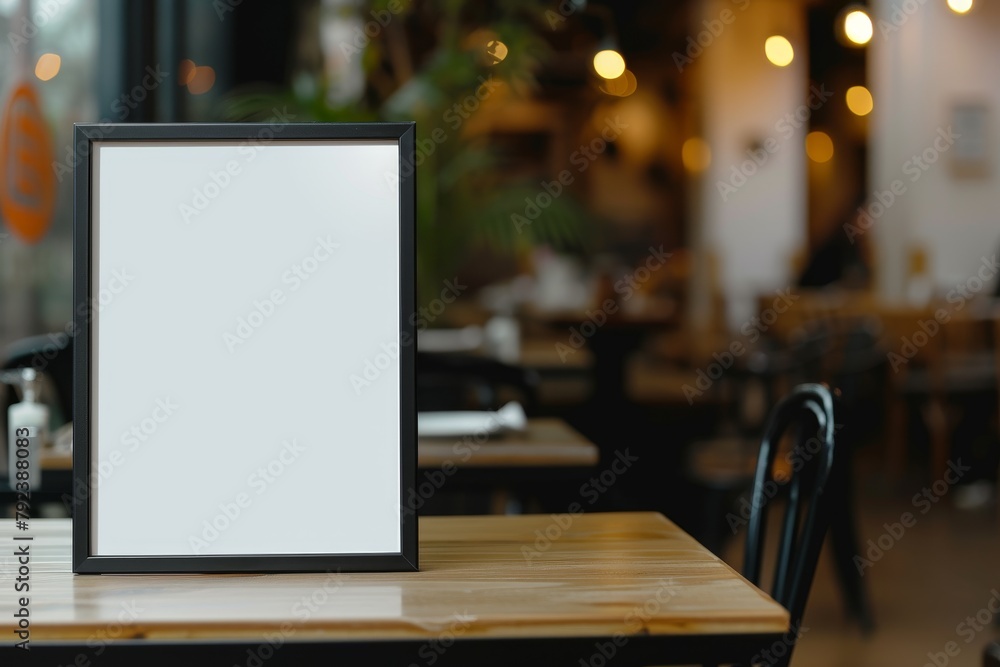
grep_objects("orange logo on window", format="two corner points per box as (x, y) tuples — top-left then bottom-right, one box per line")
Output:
(0, 83), (56, 244)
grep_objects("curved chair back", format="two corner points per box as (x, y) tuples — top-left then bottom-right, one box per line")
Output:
(2, 333), (73, 421)
(744, 383), (839, 666)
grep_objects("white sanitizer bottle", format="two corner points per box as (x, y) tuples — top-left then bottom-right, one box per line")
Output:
(8, 368), (48, 490)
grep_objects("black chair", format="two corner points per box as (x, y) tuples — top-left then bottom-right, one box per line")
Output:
(824, 322), (881, 633)
(688, 322), (875, 634)
(685, 323), (833, 553)
(416, 351), (539, 413)
(0, 334), (74, 509)
(736, 383), (842, 667)
(1, 333), (73, 423)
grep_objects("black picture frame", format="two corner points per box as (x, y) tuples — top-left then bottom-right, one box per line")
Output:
(72, 122), (417, 573)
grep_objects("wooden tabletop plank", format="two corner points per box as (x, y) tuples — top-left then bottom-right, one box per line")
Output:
(417, 418), (599, 468)
(0, 513), (787, 642)
(40, 449), (72, 471)
(515, 337), (593, 370)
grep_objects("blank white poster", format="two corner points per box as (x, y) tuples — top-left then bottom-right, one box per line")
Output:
(90, 140), (402, 556)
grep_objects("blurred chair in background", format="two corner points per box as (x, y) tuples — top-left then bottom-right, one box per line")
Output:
(416, 351), (539, 413)
(0, 333), (73, 511)
(879, 305), (950, 483)
(879, 303), (997, 489)
(1, 333), (72, 424)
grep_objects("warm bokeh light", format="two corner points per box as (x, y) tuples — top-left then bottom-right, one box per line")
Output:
(602, 69), (637, 97)
(593, 49), (626, 79)
(806, 131), (835, 163)
(34, 53), (61, 81)
(485, 39), (508, 64)
(682, 137), (712, 173)
(612, 96), (661, 164)
(947, 0), (973, 13)
(178, 59), (197, 85)
(844, 9), (873, 45)
(764, 36), (794, 67)
(186, 66), (216, 95)
(846, 86), (874, 116)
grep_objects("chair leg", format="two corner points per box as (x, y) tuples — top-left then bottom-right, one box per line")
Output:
(925, 397), (949, 483)
(829, 424), (875, 634)
(699, 485), (734, 557)
(996, 458), (1000, 531)
(829, 498), (875, 633)
(886, 394), (907, 483)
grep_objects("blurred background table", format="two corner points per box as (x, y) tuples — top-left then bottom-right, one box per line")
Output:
(418, 417), (598, 470)
(417, 418), (599, 515)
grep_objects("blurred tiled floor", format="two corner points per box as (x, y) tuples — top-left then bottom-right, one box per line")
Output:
(722, 479), (1000, 667)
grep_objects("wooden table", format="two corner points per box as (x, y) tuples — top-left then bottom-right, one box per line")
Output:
(41, 448), (72, 471)
(0, 448), (73, 508)
(0, 513), (788, 665)
(522, 307), (679, 484)
(30, 420), (598, 475)
(417, 418), (598, 470)
(0, 421), (596, 504)
(418, 418), (599, 514)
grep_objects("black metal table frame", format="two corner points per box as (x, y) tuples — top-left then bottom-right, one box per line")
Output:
(12, 632), (787, 666)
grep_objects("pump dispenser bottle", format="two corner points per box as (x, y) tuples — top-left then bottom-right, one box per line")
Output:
(8, 368), (47, 489)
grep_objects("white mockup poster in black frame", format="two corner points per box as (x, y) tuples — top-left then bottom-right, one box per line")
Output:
(72, 123), (417, 573)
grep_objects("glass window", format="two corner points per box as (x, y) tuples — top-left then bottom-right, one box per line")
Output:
(0, 0), (97, 344)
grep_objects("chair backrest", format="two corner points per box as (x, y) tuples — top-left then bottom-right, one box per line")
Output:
(416, 352), (540, 413)
(744, 383), (840, 664)
(2, 333), (73, 422)
(876, 305), (945, 386)
(786, 321), (833, 384)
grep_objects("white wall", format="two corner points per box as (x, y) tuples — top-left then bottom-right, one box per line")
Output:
(695, 0), (808, 329)
(870, 0), (1000, 298)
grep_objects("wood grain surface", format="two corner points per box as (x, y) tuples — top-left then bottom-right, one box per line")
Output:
(0, 513), (787, 643)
